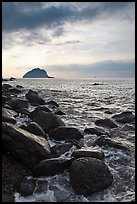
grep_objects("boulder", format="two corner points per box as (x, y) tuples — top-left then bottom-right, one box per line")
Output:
(112, 111), (135, 123)
(25, 122), (46, 138)
(2, 122), (51, 169)
(32, 111), (65, 133)
(10, 77), (16, 81)
(8, 88), (22, 94)
(84, 127), (105, 136)
(2, 83), (12, 90)
(46, 100), (59, 108)
(16, 177), (36, 196)
(2, 153), (31, 202)
(16, 85), (23, 89)
(25, 90), (45, 105)
(6, 98), (29, 111)
(2, 108), (17, 124)
(69, 157), (113, 196)
(49, 127), (83, 141)
(32, 157), (73, 177)
(93, 136), (129, 151)
(28, 105), (51, 120)
(95, 118), (117, 128)
(16, 108), (30, 115)
(71, 148), (105, 160)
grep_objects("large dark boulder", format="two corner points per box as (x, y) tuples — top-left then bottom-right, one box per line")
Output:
(95, 118), (118, 128)
(2, 122), (51, 169)
(6, 98), (29, 111)
(25, 90), (45, 105)
(2, 108), (17, 124)
(32, 157), (73, 177)
(69, 157), (113, 196)
(49, 127), (83, 141)
(28, 105), (51, 120)
(112, 111), (135, 123)
(16, 177), (36, 196)
(24, 122), (46, 138)
(2, 153), (31, 202)
(32, 111), (65, 133)
(71, 147), (105, 160)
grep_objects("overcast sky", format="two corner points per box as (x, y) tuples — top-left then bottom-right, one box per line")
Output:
(2, 2), (135, 78)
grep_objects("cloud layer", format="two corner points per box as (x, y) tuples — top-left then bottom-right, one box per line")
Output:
(2, 2), (132, 32)
(2, 2), (135, 78)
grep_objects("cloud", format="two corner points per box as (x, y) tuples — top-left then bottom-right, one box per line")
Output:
(49, 59), (135, 78)
(17, 59), (135, 78)
(2, 2), (133, 32)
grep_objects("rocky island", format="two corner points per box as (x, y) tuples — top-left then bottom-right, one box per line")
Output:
(23, 68), (54, 78)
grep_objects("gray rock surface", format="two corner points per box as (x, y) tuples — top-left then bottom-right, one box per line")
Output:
(49, 126), (83, 141)
(69, 157), (113, 196)
(2, 122), (51, 169)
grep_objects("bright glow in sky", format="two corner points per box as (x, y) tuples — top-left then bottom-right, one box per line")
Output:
(2, 2), (135, 78)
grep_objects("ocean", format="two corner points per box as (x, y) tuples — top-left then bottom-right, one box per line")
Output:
(5, 78), (135, 202)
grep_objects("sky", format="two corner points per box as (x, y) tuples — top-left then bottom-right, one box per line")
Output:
(2, 2), (135, 78)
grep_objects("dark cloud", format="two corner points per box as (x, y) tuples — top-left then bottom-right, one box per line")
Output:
(55, 40), (80, 46)
(2, 2), (132, 32)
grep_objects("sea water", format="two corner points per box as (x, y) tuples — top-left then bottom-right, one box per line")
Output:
(6, 78), (135, 202)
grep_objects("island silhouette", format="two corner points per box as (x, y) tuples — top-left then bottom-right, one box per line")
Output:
(23, 68), (54, 78)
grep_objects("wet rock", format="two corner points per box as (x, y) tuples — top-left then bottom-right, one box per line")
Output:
(2, 153), (31, 202)
(32, 157), (73, 177)
(2, 83), (12, 90)
(92, 83), (100, 85)
(69, 157), (113, 196)
(121, 123), (135, 131)
(6, 98), (29, 111)
(8, 87), (22, 94)
(29, 105), (51, 120)
(112, 111), (135, 123)
(32, 111), (65, 133)
(51, 143), (73, 157)
(55, 110), (66, 115)
(10, 77), (16, 81)
(49, 127), (83, 141)
(71, 148), (105, 160)
(2, 95), (11, 105)
(16, 85), (23, 89)
(93, 136), (129, 151)
(2, 122), (51, 169)
(25, 122), (46, 138)
(16, 108), (30, 115)
(26, 89), (46, 105)
(84, 127), (105, 136)
(95, 118), (118, 128)
(16, 177), (36, 196)
(2, 107), (17, 124)
(34, 180), (48, 194)
(46, 100), (59, 108)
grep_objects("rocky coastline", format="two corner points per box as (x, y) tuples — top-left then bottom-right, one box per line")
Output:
(2, 80), (135, 202)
